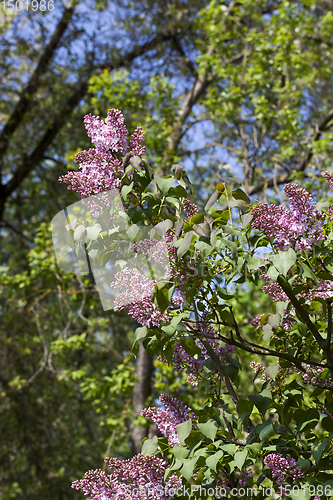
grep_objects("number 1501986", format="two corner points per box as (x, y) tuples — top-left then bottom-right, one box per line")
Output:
(1, 1), (54, 11)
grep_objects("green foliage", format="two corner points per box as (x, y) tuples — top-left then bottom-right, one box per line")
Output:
(0, 225), (135, 498)
(71, 144), (333, 498)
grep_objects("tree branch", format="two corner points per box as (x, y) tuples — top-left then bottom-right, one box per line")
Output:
(0, 27), (191, 219)
(172, 34), (198, 77)
(277, 276), (333, 378)
(165, 62), (214, 161)
(247, 108), (333, 196)
(0, 2), (76, 172)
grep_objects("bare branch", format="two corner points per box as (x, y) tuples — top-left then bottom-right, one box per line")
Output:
(0, 3), (76, 171)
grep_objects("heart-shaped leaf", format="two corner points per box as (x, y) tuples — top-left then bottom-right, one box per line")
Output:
(271, 248), (297, 277)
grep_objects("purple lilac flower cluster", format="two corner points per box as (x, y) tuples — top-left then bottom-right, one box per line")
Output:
(109, 238), (172, 327)
(72, 454), (181, 500)
(172, 320), (235, 386)
(141, 395), (195, 447)
(252, 269), (333, 334)
(183, 198), (199, 218)
(250, 361), (268, 382)
(323, 171), (333, 189)
(130, 239), (171, 278)
(59, 109), (146, 200)
(264, 453), (303, 484)
(251, 183), (325, 252)
(110, 268), (168, 327)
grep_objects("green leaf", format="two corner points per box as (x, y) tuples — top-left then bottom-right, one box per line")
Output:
(265, 365), (279, 380)
(189, 213), (205, 225)
(205, 190), (220, 211)
(195, 240), (213, 258)
(86, 223), (102, 241)
(296, 458), (311, 472)
(206, 450), (223, 472)
(321, 416), (333, 432)
(301, 262), (318, 283)
(174, 219), (184, 238)
(154, 219), (173, 238)
(181, 338), (201, 357)
(267, 264), (279, 281)
(126, 224), (139, 241)
(177, 231), (194, 259)
(155, 286), (170, 314)
(73, 224), (86, 243)
(181, 457), (198, 482)
(221, 443), (236, 455)
(249, 389), (272, 416)
(141, 436), (158, 455)
(316, 201), (331, 212)
(176, 419), (192, 443)
(267, 313), (281, 329)
(220, 309), (234, 326)
(222, 364), (239, 380)
(212, 210), (229, 223)
(234, 448), (248, 470)
(129, 156), (143, 171)
(216, 287), (235, 300)
(155, 177), (175, 195)
(256, 420), (275, 441)
(275, 301), (288, 318)
(133, 326), (147, 343)
(193, 222), (211, 238)
(216, 182), (225, 194)
(262, 324), (273, 342)
(238, 399), (254, 417)
(121, 182), (134, 201)
(246, 256), (265, 271)
(232, 188), (250, 204)
(196, 419), (218, 441)
(271, 248), (297, 277)
(241, 213), (253, 228)
(171, 164), (183, 175)
(172, 446), (188, 459)
(169, 185), (188, 198)
(312, 440), (330, 464)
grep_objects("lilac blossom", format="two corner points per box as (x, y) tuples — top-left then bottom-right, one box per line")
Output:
(323, 171), (333, 189)
(264, 453), (303, 484)
(59, 109), (146, 201)
(130, 239), (171, 278)
(252, 270), (333, 333)
(141, 395), (195, 447)
(251, 183), (325, 252)
(250, 361), (268, 382)
(72, 454), (181, 500)
(109, 239), (171, 327)
(110, 268), (168, 327)
(129, 126), (146, 156)
(84, 109), (128, 155)
(183, 198), (199, 218)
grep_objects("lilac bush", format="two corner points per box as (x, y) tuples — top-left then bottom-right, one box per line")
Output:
(56, 109), (333, 500)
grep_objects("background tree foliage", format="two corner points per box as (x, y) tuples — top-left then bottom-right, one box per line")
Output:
(1, 0), (333, 498)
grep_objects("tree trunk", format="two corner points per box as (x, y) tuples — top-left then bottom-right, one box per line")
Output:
(130, 343), (154, 455)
